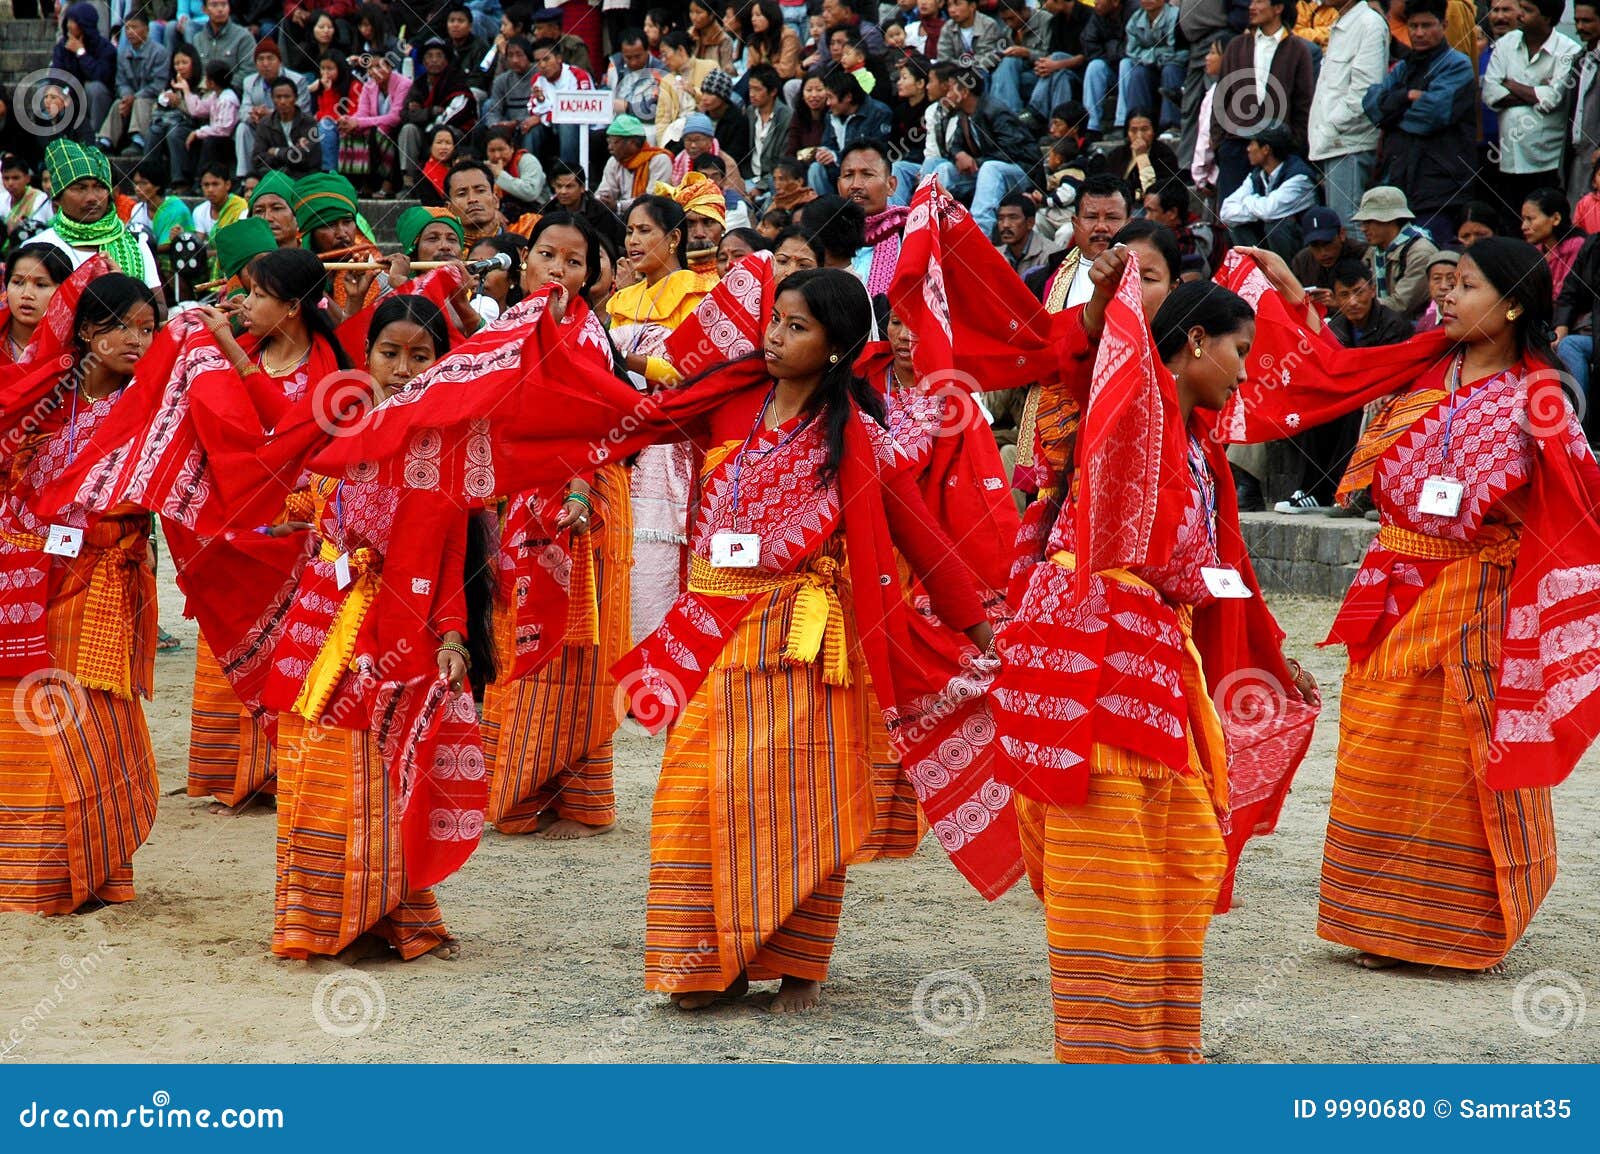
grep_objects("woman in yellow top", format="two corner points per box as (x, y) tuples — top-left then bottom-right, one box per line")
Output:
(608, 193), (719, 641)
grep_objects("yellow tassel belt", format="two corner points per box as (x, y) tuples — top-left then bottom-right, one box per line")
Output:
(1377, 522), (1519, 566)
(687, 551), (851, 686)
(292, 540), (381, 722)
(2, 520), (146, 699)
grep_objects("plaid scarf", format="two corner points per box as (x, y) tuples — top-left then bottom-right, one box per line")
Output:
(1372, 223), (1431, 301)
(50, 207), (145, 280)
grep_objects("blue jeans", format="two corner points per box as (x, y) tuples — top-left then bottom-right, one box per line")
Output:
(930, 159), (1028, 237)
(806, 159), (838, 197)
(1028, 54), (1080, 119)
(1319, 151), (1375, 231)
(530, 122), (579, 165)
(1559, 334), (1592, 398)
(151, 107), (193, 184)
(318, 116), (340, 173)
(989, 56), (1038, 112)
(1082, 59), (1116, 131)
(1117, 59), (1186, 129)
(891, 159), (920, 206)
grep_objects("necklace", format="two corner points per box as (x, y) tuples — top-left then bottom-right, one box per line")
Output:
(259, 341), (311, 377)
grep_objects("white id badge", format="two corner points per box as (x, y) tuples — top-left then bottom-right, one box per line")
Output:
(334, 552), (353, 590)
(43, 525), (83, 558)
(1201, 566), (1253, 599)
(1417, 476), (1465, 518)
(709, 531), (761, 569)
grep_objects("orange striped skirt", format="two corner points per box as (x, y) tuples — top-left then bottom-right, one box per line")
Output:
(186, 634), (276, 808)
(644, 587), (877, 993)
(1318, 548), (1557, 968)
(854, 682), (927, 862)
(0, 679), (158, 914)
(1017, 742), (1225, 1063)
(482, 495), (632, 832)
(272, 713), (449, 959)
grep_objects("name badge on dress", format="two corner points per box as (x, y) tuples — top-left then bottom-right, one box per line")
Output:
(43, 525), (84, 558)
(709, 531), (761, 569)
(334, 552), (354, 590)
(1417, 476), (1465, 518)
(1201, 566), (1252, 599)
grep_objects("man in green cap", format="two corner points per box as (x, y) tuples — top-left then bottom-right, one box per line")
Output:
(595, 113), (672, 216)
(248, 170), (300, 248)
(210, 217), (277, 304)
(395, 205), (466, 263)
(34, 138), (160, 292)
(291, 171), (384, 319)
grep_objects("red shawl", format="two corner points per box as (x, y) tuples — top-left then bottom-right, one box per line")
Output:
(333, 265), (470, 367)
(664, 251), (774, 378)
(0, 257), (110, 452)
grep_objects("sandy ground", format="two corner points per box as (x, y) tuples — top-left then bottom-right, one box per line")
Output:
(2, 560), (1598, 1064)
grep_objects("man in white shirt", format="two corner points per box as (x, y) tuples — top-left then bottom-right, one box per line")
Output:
(1307, 0), (1388, 229)
(1219, 122), (1320, 258)
(235, 39), (308, 181)
(1028, 172), (1133, 308)
(1, 156), (55, 241)
(31, 139), (160, 294)
(1482, 0), (1582, 208)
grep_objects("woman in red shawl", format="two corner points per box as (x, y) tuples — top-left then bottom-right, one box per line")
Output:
(0, 274), (161, 914)
(1, 243), (74, 368)
(993, 266), (1320, 1063)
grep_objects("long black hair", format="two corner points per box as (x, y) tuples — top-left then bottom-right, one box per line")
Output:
(774, 267), (886, 486)
(529, 209), (604, 296)
(627, 194), (689, 268)
(1109, 219), (1181, 284)
(249, 247), (353, 369)
(1522, 186), (1582, 243)
(1151, 280), (1254, 364)
(1460, 236), (1561, 369)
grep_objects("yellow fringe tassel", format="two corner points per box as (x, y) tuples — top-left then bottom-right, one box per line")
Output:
(292, 543), (380, 722)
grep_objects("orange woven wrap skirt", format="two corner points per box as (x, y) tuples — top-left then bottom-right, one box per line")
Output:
(1317, 544), (1557, 969)
(482, 475), (632, 832)
(272, 714), (450, 959)
(644, 585), (877, 994)
(186, 634), (276, 808)
(1016, 743), (1226, 1063)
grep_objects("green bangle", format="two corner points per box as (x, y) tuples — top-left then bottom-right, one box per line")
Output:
(564, 490), (592, 509)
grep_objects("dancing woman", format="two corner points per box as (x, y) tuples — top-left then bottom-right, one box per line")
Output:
(480, 212), (635, 840)
(0, 275), (161, 914)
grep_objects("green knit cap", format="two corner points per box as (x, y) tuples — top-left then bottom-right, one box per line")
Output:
(396, 206), (465, 257)
(248, 170), (296, 211)
(214, 218), (279, 279)
(291, 172), (360, 238)
(45, 138), (112, 192)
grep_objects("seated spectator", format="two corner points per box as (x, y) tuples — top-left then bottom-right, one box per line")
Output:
(236, 39), (307, 182)
(309, 53), (364, 175)
(352, 5), (397, 62)
(152, 45), (203, 190)
(1454, 200), (1502, 248)
(100, 11), (169, 153)
(609, 27), (663, 125)
(770, 157), (817, 211)
(1143, 180), (1223, 277)
(905, 0), (946, 58)
(833, 29), (883, 98)
(1328, 257), (1414, 348)
(1, 155), (55, 242)
(286, 11), (354, 79)
(420, 126), (463, 206)
(717, 225), (768, 276)
(192, 162), (246, 236)
(445, 3), (496, 94)
(486, 126), (549, 218)
(693, 152), (752, 229)
(56, 3), (118, 146)
(192, 0), (264, 86)
(1027, 0), (1094, 124)
(785, 74), (831, 157)
(805, 69), (893, 195)
(925, 67), (1040, 237)
(994, 192), (1057, 277)
(674, 113), (724, 181)
(532, 8), (596, 73)
(1556, 227), (1600, 438)
(1103, 109), (1181, 201)
(1413, 248), (1458, 332)
(483, 36), (539, 148)
(33, 139), (160, 287)
(1576, 157), (1600, 235)
(699, 69), (751, 169)
(1025, 171), (1132, 305)
(340, 53), (410, 197)
(746, 64), (794, 198)
(1079, 0), (1130, 139)
(758, 206), (791, 240)
(398, 40), (479, 189)
(1290, 205), (1368, 296)
(1104, 0), (1186, 134)
(1520, 187), (1588, 299)
(129, 163), (195, 280)
(656, 31), (718, 140)
(798, 193), (866, 270)
(740, 1), (804, 80)
(185, 60), (243, 177)
(688, 0), (737, 72)
(988, 0), (1053, 113)
(1352, 184), (1439, 319)
(528, 36), (595, 167)
(938, 0), (1008, 72)
(543, 160), (625, 250)
(598, 114), (672, 214)
(250, 76), (319, 177)
(1218, 122), (1318, 259)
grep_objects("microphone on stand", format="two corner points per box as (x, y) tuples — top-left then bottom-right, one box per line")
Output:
(465, 252), (513, 277)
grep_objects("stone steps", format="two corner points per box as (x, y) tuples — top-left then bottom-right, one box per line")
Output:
(1239, 511), (1377, 598)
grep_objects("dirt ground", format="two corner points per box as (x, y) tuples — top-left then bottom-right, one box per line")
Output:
(2, 564), (1597, 1064)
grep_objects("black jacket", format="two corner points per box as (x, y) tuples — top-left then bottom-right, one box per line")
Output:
(950, 100), (1046, 189)
(251, 111), (321, 177)
(1330, 301), (1414, 349)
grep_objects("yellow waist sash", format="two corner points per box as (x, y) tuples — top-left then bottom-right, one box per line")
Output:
(687, 552), (850, 686)
(1376, 522), (1519, 566)
(292, 540), (381, 722)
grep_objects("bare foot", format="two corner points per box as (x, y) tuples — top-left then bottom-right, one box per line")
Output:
(535, 811), (561, 832)
(672, 973), (749, 1011)
(206, 793), (274, 816)
(768, 977), (822, 1014)
(1473, 961), (1507, 976)
(537, 818), (615, 841)
(430, 937), (462, 961)
(335, 935), (392, 964)
(1353, 952), (1403, 971)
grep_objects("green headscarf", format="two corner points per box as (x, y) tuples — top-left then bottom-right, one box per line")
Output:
(213, 218), (278, 280)
(291, 172), (361, 241)
(248, 170), (296, 212)
(396, 206), (465, 257)
(44, 138), (145, 278)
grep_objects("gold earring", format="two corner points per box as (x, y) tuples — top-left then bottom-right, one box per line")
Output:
(829, 354), (840, 364)
(1507, 307), (1522, 321)
(1193, 345), (1204, 358)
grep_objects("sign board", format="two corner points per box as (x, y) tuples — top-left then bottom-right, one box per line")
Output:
(551, 90), (614, 126)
